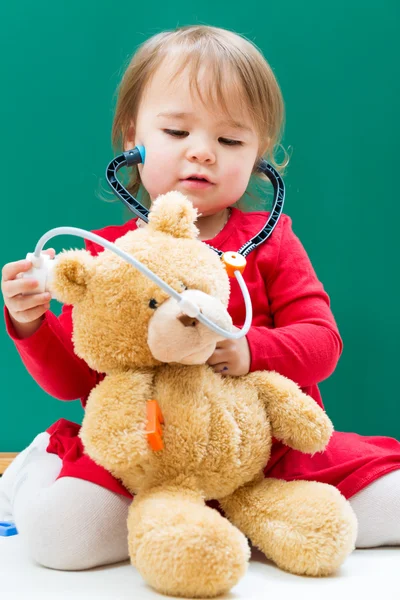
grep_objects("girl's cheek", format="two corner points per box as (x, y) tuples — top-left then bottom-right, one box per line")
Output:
(144, 150), (175, 178)
(141, 165), (166, 195)
(225, 165), (249, 189)
(143, 138), (174, 168)
(225, 160), (245, 176)
(141, 156), (175, 197)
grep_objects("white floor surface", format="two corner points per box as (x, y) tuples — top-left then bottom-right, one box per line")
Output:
(1, 535), (399, 600)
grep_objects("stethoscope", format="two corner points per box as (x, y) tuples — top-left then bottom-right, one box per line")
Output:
(106, 145), (285, 258)
(25, 147), (285, 340)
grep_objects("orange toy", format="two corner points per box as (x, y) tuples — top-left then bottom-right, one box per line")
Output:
(146, 399), (164, 451)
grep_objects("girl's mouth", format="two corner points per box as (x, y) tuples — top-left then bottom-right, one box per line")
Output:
(180, 176), (214, 190)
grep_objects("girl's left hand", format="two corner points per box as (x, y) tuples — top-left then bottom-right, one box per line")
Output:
(206, 327), (251, 376)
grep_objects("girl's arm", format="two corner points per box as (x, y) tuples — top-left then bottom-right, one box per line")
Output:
(4, 222), (138, 402)
(5, 303), (100, 401)
(3, 234), (110, 402)
(247, 216), (343, 388)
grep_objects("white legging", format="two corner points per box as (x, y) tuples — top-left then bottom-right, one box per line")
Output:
(0, 432), (399, 570)
(0, 432), (130, 570)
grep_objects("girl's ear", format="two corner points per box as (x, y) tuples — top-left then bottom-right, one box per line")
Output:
(123, 121), (136, 152)
(49, 250), (94, 305)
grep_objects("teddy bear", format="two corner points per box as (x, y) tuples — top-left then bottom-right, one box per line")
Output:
(49, 191), (357, 598)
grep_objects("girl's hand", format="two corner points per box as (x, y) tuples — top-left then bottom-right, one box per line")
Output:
(206, 326), (251, 376)
(1, 249), (55, 338)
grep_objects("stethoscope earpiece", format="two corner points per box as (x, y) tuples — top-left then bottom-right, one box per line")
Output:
(124, 145), (146, 165)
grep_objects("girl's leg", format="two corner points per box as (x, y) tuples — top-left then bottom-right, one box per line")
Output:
(14, 476), (130, 570)
(1, 431), (130, 570)
(349, 469), (400, 547)
(0, 431), (54, 521)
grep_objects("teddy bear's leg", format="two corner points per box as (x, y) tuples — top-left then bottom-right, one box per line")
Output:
(127, 486), (250, 598)
(219, 476), (357, 577)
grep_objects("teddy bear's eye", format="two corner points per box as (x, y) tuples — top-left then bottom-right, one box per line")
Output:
(149, 298), (158, 310)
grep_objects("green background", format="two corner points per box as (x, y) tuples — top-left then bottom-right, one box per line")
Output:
(1, 1), (398, 450)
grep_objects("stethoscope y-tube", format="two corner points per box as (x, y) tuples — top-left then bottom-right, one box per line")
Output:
(32, 226), (252, 340)
(106, 145), (285, 257)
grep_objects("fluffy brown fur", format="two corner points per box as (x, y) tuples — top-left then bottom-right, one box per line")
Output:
(50, 191), (357, 597)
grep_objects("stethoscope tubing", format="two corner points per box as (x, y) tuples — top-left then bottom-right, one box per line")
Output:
(106, 146), (285, 258)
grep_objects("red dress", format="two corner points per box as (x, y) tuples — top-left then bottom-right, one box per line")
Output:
(5, 209), (400, 499)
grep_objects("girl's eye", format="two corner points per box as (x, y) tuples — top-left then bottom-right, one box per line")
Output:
(163, 129), (188, 138)
(219, 137), (243, 146)
(163, 130), (243, 146)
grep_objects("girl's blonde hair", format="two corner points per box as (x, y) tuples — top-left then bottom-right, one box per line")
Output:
(111, 25), (288, 209)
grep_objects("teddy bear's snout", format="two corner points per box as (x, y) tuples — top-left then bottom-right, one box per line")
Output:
(177, 313), (200, 328)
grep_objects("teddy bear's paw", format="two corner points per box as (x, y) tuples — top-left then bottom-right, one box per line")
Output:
(221, 478), (357, 577)
(270, 483), (358, 576)
(127, 494), (250, 597)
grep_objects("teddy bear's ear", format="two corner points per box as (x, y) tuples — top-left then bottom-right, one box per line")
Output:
(147, 191), (199, 239)
(49, 249), (94, 305)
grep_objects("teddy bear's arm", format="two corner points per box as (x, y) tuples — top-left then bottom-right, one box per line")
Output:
(79, 369), (154, 479)
(247, 371), (333, 454)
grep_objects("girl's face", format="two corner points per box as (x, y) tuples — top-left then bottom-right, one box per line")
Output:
(124, 61), (260, 217)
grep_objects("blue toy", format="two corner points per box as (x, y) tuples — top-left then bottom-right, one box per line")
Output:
(0, 521), (18, 536)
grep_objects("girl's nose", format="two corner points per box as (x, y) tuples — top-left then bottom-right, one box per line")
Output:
(187, 144), (216, 164)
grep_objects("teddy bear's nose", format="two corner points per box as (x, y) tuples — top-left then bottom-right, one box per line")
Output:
(178, 314), (199, 328)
